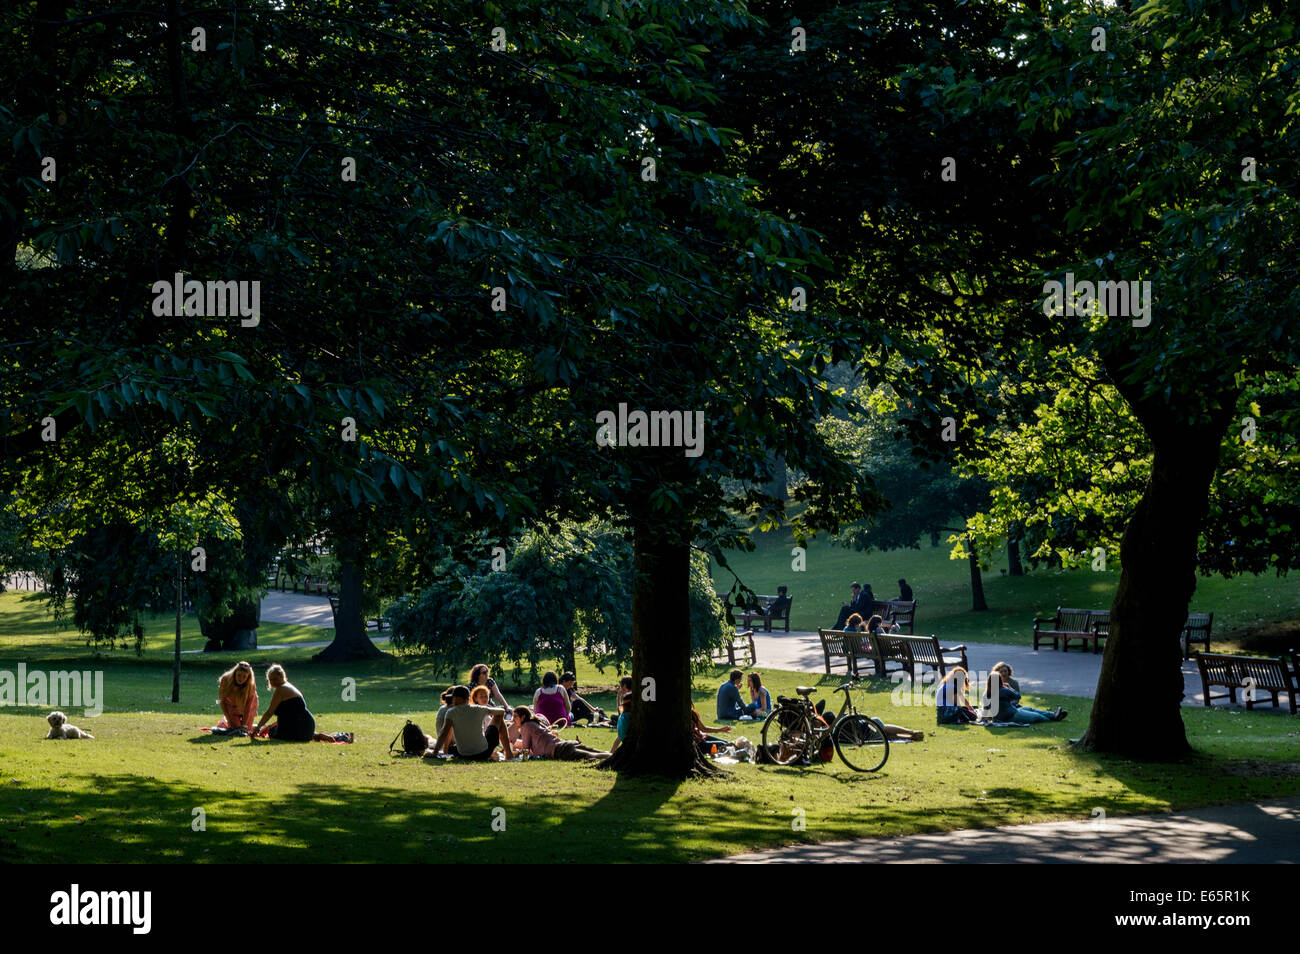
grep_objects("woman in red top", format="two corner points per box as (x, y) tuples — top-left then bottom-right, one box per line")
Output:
(216, 661), (258, 733)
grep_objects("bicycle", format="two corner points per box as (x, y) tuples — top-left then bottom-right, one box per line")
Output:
(760, 679), (889, 772)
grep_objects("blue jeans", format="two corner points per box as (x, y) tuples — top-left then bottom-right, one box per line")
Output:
(1010, 706), (1054, 724)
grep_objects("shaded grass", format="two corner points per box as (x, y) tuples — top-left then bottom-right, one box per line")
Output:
(2, 661), (1299, 863)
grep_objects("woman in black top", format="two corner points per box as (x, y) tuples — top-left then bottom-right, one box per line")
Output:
(250, 664), (353, 742)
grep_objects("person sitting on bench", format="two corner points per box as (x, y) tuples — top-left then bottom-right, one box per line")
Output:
(833, 582), (872, 630)
(765, 585), (791, 619)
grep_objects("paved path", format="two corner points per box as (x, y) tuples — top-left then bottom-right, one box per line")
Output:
(256, 595), (1210, 703)
(747, 629), (1209, 704)
(710, 796), (1300, 863)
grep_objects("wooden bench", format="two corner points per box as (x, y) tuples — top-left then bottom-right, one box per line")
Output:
(735, 594), (792, 633)
(877, 634), (969, 680)
(1181, 612), (1213, 660)
(818, 629), (875, 677)
(884, 599), (917, 634)
(303, 576), (331, 596)
(1195, 651), (1298, 714)
(1033, 607), (1107, 652)
(711, 631), (757, 667)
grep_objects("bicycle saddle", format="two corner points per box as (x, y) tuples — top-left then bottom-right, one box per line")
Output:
(794, 686), (815, 697)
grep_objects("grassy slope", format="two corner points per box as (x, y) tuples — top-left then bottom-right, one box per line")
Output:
(1, 595), (1299, 862)
(709, 526), (1300, 651)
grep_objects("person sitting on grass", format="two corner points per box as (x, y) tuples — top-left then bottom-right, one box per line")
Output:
(249, 664), (353, 743)
(532, 670), (572, 726)
(469, 663), (511, 709)
(559, 671), (610, 725)
(747, 672), (773, 717)
(216, 660), (258, 734)
(609, 691), (633, 756)
(935, 667), (979, 725)
(717, 668), (761, 721)
(430, 685), (510, 760)
(428, 687), (455, 754)
(511, 706), (610, 761)
(983, 662), (1066, 724)
(692, 704), (732, 756)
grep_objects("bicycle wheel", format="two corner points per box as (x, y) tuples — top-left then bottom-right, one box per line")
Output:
(832, 714), (889, 772)
(761, 706), (814, 765)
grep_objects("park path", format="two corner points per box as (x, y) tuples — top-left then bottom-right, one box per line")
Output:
(746, 628), (1211, 705)
(707, 796), (1300, 863)
(259, 593), (1216, 703)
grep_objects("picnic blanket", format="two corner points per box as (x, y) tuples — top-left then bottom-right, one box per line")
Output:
(200, 726), (351, 742)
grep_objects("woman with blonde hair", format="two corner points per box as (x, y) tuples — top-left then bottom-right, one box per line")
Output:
(250, 664), (354, 742)
(217, 660), (258, 733)
(935, 667), (978, 725)
(984, 661), (1064, 723)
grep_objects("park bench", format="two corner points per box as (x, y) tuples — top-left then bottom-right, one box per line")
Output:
(1181, 613), (1213, 660)
(876, 634), (969, 680)
(735, 594), (793, 633)
(865, 599), (916, 634)
(818, 629), (874, 677)
(1033, 607), (1108, 652)
(885, 599), (917, 634)
(1194, 651), (1298, 714)
(710, 630), (757, 667)
(302, 576), (331, 596)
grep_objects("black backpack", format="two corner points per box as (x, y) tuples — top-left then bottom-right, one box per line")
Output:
(389, 720), (427, 756)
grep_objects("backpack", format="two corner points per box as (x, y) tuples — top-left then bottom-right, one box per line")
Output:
(390, 720), (427, 756)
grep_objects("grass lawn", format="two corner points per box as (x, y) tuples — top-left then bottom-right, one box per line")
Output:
(2, 592), (1299, 862)
(710, 525), (1300, 652)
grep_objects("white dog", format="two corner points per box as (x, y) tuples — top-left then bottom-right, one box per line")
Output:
(45, 711), (94, 740)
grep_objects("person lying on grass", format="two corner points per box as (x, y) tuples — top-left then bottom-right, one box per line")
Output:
(511, 706), (610, 761)
(249, 664), (354, 743)
(982, 662), (1067, 724)
(430, 685), (510, 761)
(216, 660), (258, 734)
(816, 699), (924, 741)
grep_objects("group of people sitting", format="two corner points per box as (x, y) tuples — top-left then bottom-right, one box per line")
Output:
(935, 662), (1068, 725)
(831, 578), (912, 630)
(420, 665), (621, 762)
(215, 661), (354, 742)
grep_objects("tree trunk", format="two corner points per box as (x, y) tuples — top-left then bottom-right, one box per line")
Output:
(966, 535), (988, 611)
(762, 453), (788, 504)
(1076, 430), (1221, 758)
(172, 549), (182, 703)
(314, 556), (386, 661)
(930, 528), (941, 547)
(1007, 530), (1024, 576)
(602, 524), (716, 778)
